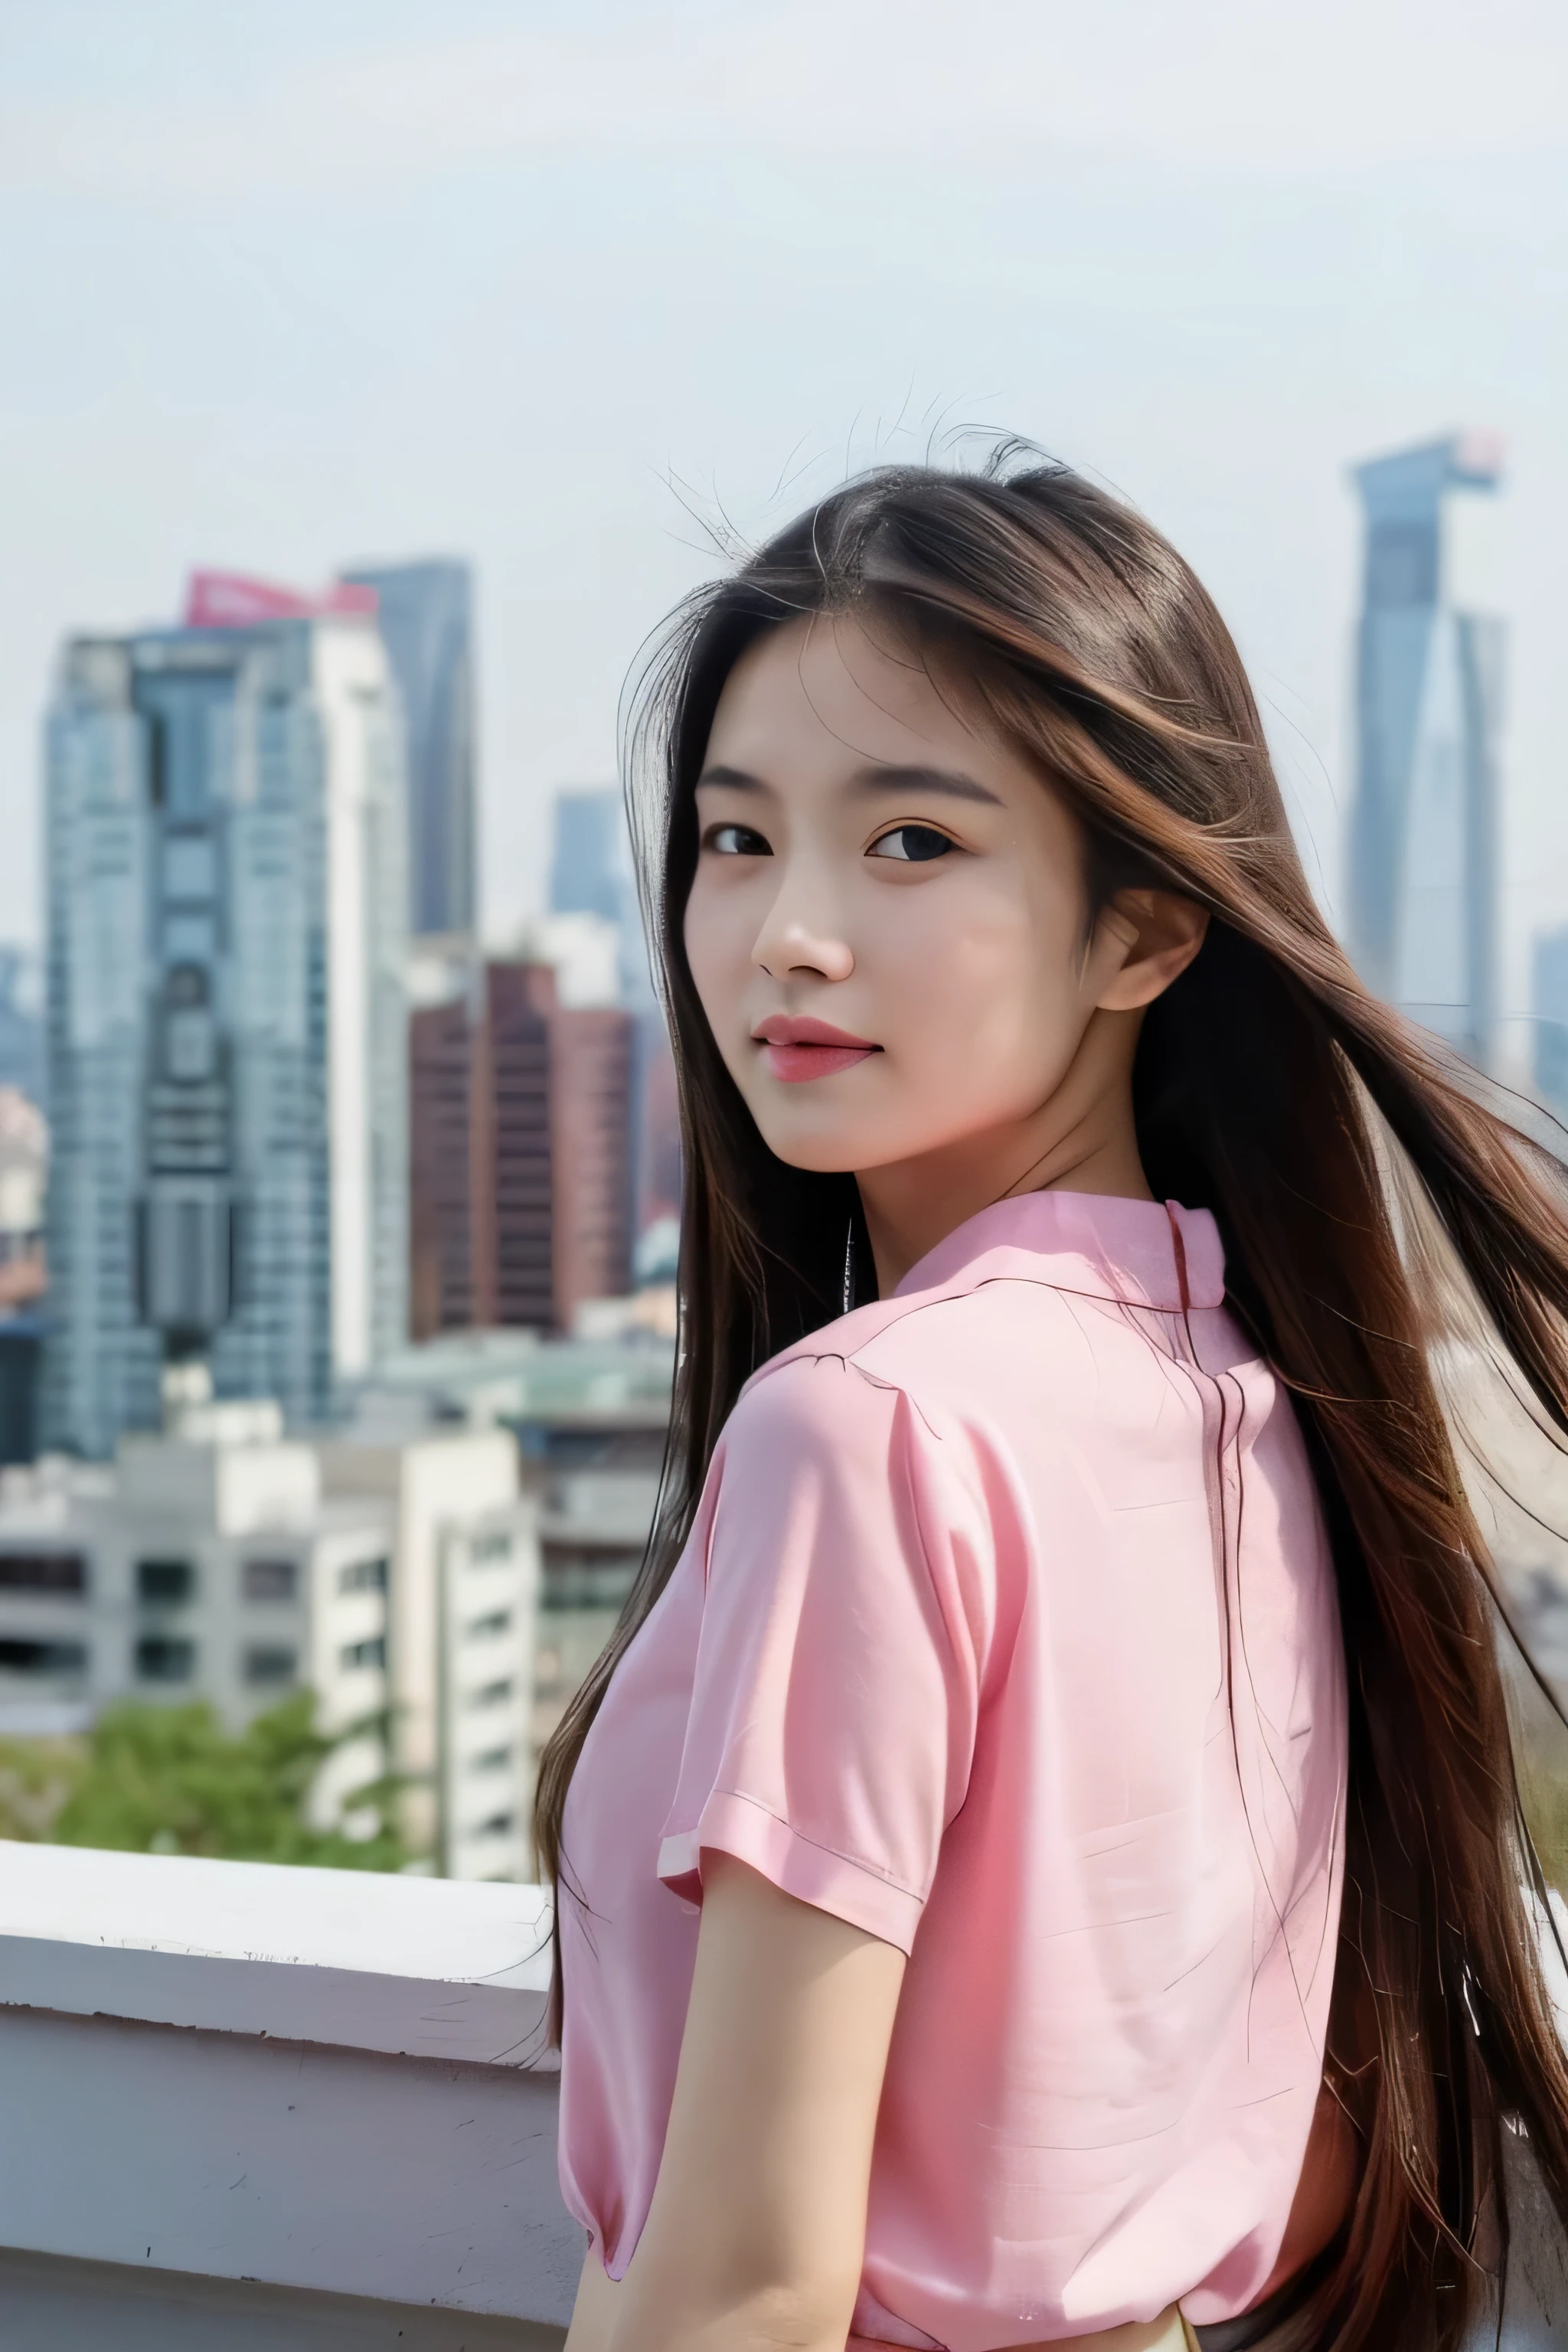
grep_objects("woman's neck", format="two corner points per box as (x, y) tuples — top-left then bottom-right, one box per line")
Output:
(856, 1114), (1151, 1298)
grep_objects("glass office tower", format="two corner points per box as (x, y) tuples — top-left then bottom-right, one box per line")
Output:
(43, 610), (408, 1458)
(549, 786), (632, 930)
(549, 782), (655, 1008)
(1534, 925), (1568, 1115)
(1348, 433), (1506, 1066)
(338, 560), (475, 940)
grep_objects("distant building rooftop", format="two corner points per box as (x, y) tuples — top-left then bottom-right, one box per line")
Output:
(348, 1327), (675, 1436)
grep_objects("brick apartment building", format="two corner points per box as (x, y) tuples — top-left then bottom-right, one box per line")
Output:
(409, 962), (635, 1341)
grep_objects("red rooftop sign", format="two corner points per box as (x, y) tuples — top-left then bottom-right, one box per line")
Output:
(183, 570), (379, 629)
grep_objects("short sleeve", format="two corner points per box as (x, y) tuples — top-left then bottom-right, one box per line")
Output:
(656, 1352), (986, 1953)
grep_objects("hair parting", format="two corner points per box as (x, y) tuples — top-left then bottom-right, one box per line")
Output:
(535, 445), (1568, 2349)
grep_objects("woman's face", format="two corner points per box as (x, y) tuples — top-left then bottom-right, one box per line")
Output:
(683, 612), (1181, 1190)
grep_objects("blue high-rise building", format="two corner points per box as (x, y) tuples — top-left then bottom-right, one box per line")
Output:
(1534, 926), (1568, 1115)
(550, 786), (633, 929)
(1348, 433), (1506, 1066)
(43, 605), (408, 1458)
(339, 560), (475, 940)
(549, 785), (649, 1003)
(547, 785), (675, 1243)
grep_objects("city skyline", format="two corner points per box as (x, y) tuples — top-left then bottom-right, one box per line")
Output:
(3, 3), (1566, 1077)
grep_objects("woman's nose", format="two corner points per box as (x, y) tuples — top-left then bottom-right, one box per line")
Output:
(753, 882), (854, 984)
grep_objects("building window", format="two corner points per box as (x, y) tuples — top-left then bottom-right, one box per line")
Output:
(243, 1645), (297, 1687)
(339, 1635), (385, 1672)
(541, 1550), (640, 1612)
(469, 1530), (514, 1564)
(0, 1638), (87, 1675)
(137, 1558), (194, 1606)
(477, 1812), (515, 1838)
(242, 1558), (297, 1603)
(0, 1552), (87, 1596)
(337, 1556), (388, 1595)
(163, 831), (217, 900)
(163, 913), (215, 964)
(470, 1746), (512, 1773)
(468, 1678), (514, 1710)
(136, 1635), (194, 1682)
(464, 1610), (511, 1642)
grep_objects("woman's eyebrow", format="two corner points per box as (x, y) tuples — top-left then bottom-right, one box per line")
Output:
(849, 763), (1003, 806)
(695, 760), (1003, 806)
(695, 763), (769, 792)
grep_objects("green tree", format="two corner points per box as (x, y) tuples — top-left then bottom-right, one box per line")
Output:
(0, 1736), (82, 1843)
(31, 1692), (406, 1870)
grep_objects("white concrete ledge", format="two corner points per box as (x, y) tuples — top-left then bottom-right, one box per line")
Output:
(0, 1842), (577, 2346)
(0, 1839), (555, 2066)
(0, 2246), (567, 2351)
(5, 1844), (1568, 2347)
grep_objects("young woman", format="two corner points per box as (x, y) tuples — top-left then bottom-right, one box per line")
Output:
(535, 450), (1568, 2352)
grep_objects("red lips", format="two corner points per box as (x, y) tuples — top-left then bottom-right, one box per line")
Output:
(751, 1014), (882, 1084)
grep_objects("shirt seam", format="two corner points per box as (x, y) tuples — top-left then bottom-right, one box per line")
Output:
(744, 1279), (1258, 1416)
(696, 1784), (929, 1905)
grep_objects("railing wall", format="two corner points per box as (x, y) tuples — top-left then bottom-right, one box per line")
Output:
(0, 1843), (577, 2348)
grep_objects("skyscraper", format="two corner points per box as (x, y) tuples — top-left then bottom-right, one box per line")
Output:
(549, 784), (651, 998)
(1348, 433), (1506, 1066)
(550, 786), (630, 929)
(43, 583), (409, 1458)
(338, 560), (475, 940)
(1534, 925), (1568, 1115)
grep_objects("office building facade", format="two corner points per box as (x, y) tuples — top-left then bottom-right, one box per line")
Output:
(43, 598), (409, 1458)
(339, 560), (476, 940)
(1347, 433), (1506, 1066)
(408, 960), (634, 1341)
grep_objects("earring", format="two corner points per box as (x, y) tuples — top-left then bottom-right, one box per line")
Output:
(841, 1222), (855, 1317)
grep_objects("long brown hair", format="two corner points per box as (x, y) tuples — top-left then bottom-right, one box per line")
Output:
(536, 446), (1568, 2347)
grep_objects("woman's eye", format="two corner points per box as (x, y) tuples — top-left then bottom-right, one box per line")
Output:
(703, 822), (772, 857)
(867, 824), (955, 864)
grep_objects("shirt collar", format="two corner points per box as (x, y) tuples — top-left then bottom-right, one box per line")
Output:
(890, 1191), (1225, 1315)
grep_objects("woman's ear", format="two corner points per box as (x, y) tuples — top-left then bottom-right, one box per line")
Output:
(1094, 890), (1209, 1013)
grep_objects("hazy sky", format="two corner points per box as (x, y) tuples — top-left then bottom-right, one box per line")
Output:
(5, 0), (1566, 1057)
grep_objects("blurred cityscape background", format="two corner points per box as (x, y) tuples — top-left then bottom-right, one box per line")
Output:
(2, 1), (1568, 1881)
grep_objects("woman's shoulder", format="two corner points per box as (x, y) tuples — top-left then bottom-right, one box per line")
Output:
(724, 1276), (1279, 1510)
(737, 1272), (1090, 1430)
(727, 1334), (919, 1459)
(704, 1325), (1004, 1670)
(716, 1320), (984, 1520)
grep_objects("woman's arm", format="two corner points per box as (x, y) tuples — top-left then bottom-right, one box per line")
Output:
(566, 1849), (906, 2352)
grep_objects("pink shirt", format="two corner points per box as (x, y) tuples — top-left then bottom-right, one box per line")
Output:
(558, 1191), (1347, 2348)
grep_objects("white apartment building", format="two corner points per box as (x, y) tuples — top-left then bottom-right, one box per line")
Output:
(437, 1511), (539, 1883)
(348, 1327), (672, 1785)
(0, 1376), (537, 1874)
(0, 1371), (392, 1834)
(317, 1428), (537, 1882)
